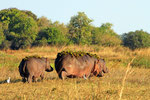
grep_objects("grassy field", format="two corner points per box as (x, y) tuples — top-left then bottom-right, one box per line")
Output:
(0, 45), (150, 100)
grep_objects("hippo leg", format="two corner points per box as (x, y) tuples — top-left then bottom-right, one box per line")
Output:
(61, 71), (69, 80)
(33, 76), (38, 82)
(40, 74), (44, 81)
(83, 74), (88, 80)
(22, 77), (26, 83)
(83, 74), (90, 80)
(28, 75), (33, 83)
(97, 72), (103, 77)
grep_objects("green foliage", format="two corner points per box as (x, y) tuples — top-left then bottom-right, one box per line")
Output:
(0, 8), (149, 50)
(0, 8), (38, 49)
(0, 22), (5, 45)
(68, 12), (93, 45)
(35, 27), (67, 46)
(58, 50), (100, 59)
(92, 23), (121, 46)
(132, 56), (150, 68)
(0, 40), (11, 50)
(22, 10), (38, 21)
(33, 37), (48, 46)
(23, 55), (42, 61)
(122, 30), (150, 50)
(37, 16), (51, 30)
(52, 21), (68, 35)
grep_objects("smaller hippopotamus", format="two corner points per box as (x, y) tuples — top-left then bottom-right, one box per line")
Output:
(19, 56), (53, 83)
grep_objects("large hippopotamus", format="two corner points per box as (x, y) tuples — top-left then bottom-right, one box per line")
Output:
(19, 56), (53, 83)
(55, 51), (108, 80)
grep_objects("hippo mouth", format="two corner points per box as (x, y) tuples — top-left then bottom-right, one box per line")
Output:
(103, 69), (108, 73)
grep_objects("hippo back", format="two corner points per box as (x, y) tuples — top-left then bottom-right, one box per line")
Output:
(55, 53), (96, 77)
(19, 56), (52, 78)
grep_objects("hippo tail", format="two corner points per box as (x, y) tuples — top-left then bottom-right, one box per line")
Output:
(19, 59), (27, 77)
(23, 61), (27, 73)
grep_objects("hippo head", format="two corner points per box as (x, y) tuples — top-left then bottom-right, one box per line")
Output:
(93, 59), (108, 77)
(44, 58), (53, 72)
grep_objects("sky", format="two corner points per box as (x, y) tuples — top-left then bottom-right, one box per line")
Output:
(0, 0), (150, 34)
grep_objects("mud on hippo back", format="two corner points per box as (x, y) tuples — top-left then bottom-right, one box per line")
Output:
(19, 56), (53, 83)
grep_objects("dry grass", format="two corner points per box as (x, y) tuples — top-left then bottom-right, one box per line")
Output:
(119, 57), (135, 100)
(0, 45), (150, 100)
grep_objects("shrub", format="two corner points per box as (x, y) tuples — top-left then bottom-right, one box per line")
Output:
(131, 56), (150, 68)
(91, 23), (122, 46)
(33, 37), (48, 46)
(122, 30), (150, 50)
(0, 22), (5, 45)
(34, 27), (68, 46)
(0, 8), (38, 49)
(0, 40), (11, 50)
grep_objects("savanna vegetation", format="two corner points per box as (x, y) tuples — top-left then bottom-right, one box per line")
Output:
(0, 8), (150, 100)
(0, 8), (150, 50)
(0, 46), (150, 99)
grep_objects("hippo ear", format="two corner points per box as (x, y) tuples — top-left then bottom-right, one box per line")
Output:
(46, 58), (48, 63)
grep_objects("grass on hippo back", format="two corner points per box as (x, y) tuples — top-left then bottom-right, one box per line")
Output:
(23, 55), (43, 61)
(58, 50), (100, 59)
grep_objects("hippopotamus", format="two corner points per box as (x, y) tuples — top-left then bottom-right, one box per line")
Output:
(55, 51), (108, 80)
(19, 56), (53, 83)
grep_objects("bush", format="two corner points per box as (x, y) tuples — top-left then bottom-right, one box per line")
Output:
(122, 30), (150, 50)
(0, 40), (11, 50)
(33, 37), (48, 46)
(91, 24), (122, 46)
(34, 27), (68, 46)
(0, 22), (5, 45)
(98, 34), (122, 46)
(131, 56), (150, 68)
(0, 8), (38, 49)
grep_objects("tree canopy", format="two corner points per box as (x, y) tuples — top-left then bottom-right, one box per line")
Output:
(122, 30), (150, 50)
(0, 8), (149, 50)
(68, 12), (93, 45)
(34, 27), (67, 46)
(92, 23), (122, 46)
(0, 8), (38, 49)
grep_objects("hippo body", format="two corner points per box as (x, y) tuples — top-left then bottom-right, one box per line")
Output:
(55, 52), (108, 80)
(19, 57), (53, 83)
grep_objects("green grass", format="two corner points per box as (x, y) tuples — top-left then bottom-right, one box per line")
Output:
(132, 55), (150, 68)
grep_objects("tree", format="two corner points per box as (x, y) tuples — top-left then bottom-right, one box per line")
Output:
(52, 21), (68, 35)
(122, 30), (150, 50)
(0, 8), (38, 49)
(92, 23), (121, 46)
(68, 12), (93, 45)
(22, 10), (38, 21)
(34, 27), (67, 46)
(37, 16), (51, 30)
(0, 22), (5, 45)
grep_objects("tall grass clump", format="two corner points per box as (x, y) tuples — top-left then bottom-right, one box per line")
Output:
(119, 57), (135, 100)
(131, 55), (150, 68)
